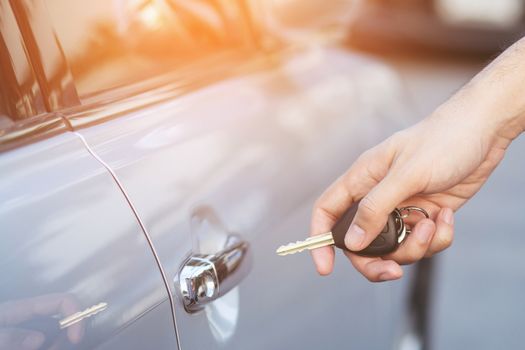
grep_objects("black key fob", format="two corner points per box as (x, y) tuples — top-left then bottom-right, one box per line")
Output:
(331, 201), (405, 256)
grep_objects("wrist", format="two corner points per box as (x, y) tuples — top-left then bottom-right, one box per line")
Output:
(466, 79), (525, 143)
(424, 78), (519, 150)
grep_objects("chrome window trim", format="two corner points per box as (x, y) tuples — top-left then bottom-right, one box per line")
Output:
(0, 113), (70, 152)
(63, 49), (278, 130)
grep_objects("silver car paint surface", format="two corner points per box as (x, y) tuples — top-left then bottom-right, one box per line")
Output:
(0, 133), (178, 349)
(76, 46), (417, 349)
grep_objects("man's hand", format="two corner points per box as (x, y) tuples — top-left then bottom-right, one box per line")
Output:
(311, 37), (525, 282)
(311, 110), (512, 280)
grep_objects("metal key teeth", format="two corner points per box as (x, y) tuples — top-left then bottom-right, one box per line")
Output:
(276, 241), (308, 256)
(276, 233), (335, 256)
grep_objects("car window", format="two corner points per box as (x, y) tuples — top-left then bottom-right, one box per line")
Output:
(44, 0), (251, 100)
(0, 1), (46, 126)
(0, 97), (13, 130)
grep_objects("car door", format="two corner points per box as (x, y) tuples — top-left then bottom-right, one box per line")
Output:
(0, 2), (178, 349)
(36, 0), (421, 349)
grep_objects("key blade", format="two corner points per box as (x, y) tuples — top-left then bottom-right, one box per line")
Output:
(276, 241), (308, 256)
(276, 233), (334, 256)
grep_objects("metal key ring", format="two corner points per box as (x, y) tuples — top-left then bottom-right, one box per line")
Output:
(398, 206), (430, 219)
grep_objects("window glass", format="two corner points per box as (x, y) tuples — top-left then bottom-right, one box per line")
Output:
(0, 0), (46, 129)
(44, 0), (250, 99)
(0, 91), (13, 130)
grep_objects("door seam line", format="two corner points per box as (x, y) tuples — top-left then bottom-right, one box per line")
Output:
(72, 131), (182, 350)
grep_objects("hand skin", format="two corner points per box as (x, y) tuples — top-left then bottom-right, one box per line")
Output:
(0, 294), (84, 350)
(310, 38), (525, 282)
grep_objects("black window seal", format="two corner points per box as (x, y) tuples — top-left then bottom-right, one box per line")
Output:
(9, 0), (80, 111)
(0, 0), (73, 153)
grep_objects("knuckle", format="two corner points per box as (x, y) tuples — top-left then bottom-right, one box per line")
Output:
(383, 133), (399, 151)
(405, 249), (424, 264)
(432, 229), (454, 252)
(357, 148), (376, 164)
(438, 233), (454, 249)
(312, 205), (337, 223)
(312, 200), (322, 214)
(391, 129), (408, 140)
(365, 273), (379, 283)
(358, 196), (379, 217)
(391, 245), (425, 265)
(312, 199), (327, 217)
(358, 196), (388, 228)
(384, 130), (406, 152)
(314, 193), (324, 211)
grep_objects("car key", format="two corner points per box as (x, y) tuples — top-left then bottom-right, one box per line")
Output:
(276, 201), (429, 257)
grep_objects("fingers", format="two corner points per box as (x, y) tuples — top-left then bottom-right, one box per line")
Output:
(344, 252), (403, 282)
(346, 208), (453, 282)
(310, 146), (394, 275)
(310, 246), (335, 275)
(314, 207), (454, 281)
(385, 218), (436, 264)
(309, 131), (454, 279)
(310, 205), (338, 275)
(344, 172), (419, 252)
(385, 208), (453, 264)
(426, 208), (454, 257)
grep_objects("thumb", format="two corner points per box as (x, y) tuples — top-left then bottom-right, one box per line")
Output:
(344, 172), (415, 251)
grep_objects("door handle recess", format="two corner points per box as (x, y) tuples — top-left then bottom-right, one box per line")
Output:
(176, 235), (251, 313)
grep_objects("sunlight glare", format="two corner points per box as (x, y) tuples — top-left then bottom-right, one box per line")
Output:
(138, 2), (162, 29)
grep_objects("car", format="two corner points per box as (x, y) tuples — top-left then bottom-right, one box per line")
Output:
(0, 1), (431, 349)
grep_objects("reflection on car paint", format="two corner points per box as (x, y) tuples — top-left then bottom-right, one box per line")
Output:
(0, 133), (179, 349)
(59, 302), (108, 330)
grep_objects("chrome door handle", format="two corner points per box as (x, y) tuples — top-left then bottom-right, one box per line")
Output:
(176, 235), (251, 313)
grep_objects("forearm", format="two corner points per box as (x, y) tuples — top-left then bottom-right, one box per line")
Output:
(463, 37), (525, 140)
(425, 37), (525, 148)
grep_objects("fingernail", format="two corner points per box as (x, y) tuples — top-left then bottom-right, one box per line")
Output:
(441, 208), (454, 225)
(415, 221), (433, 244)
(22, 333), (44, 350)
(344, 224), (365, 250)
